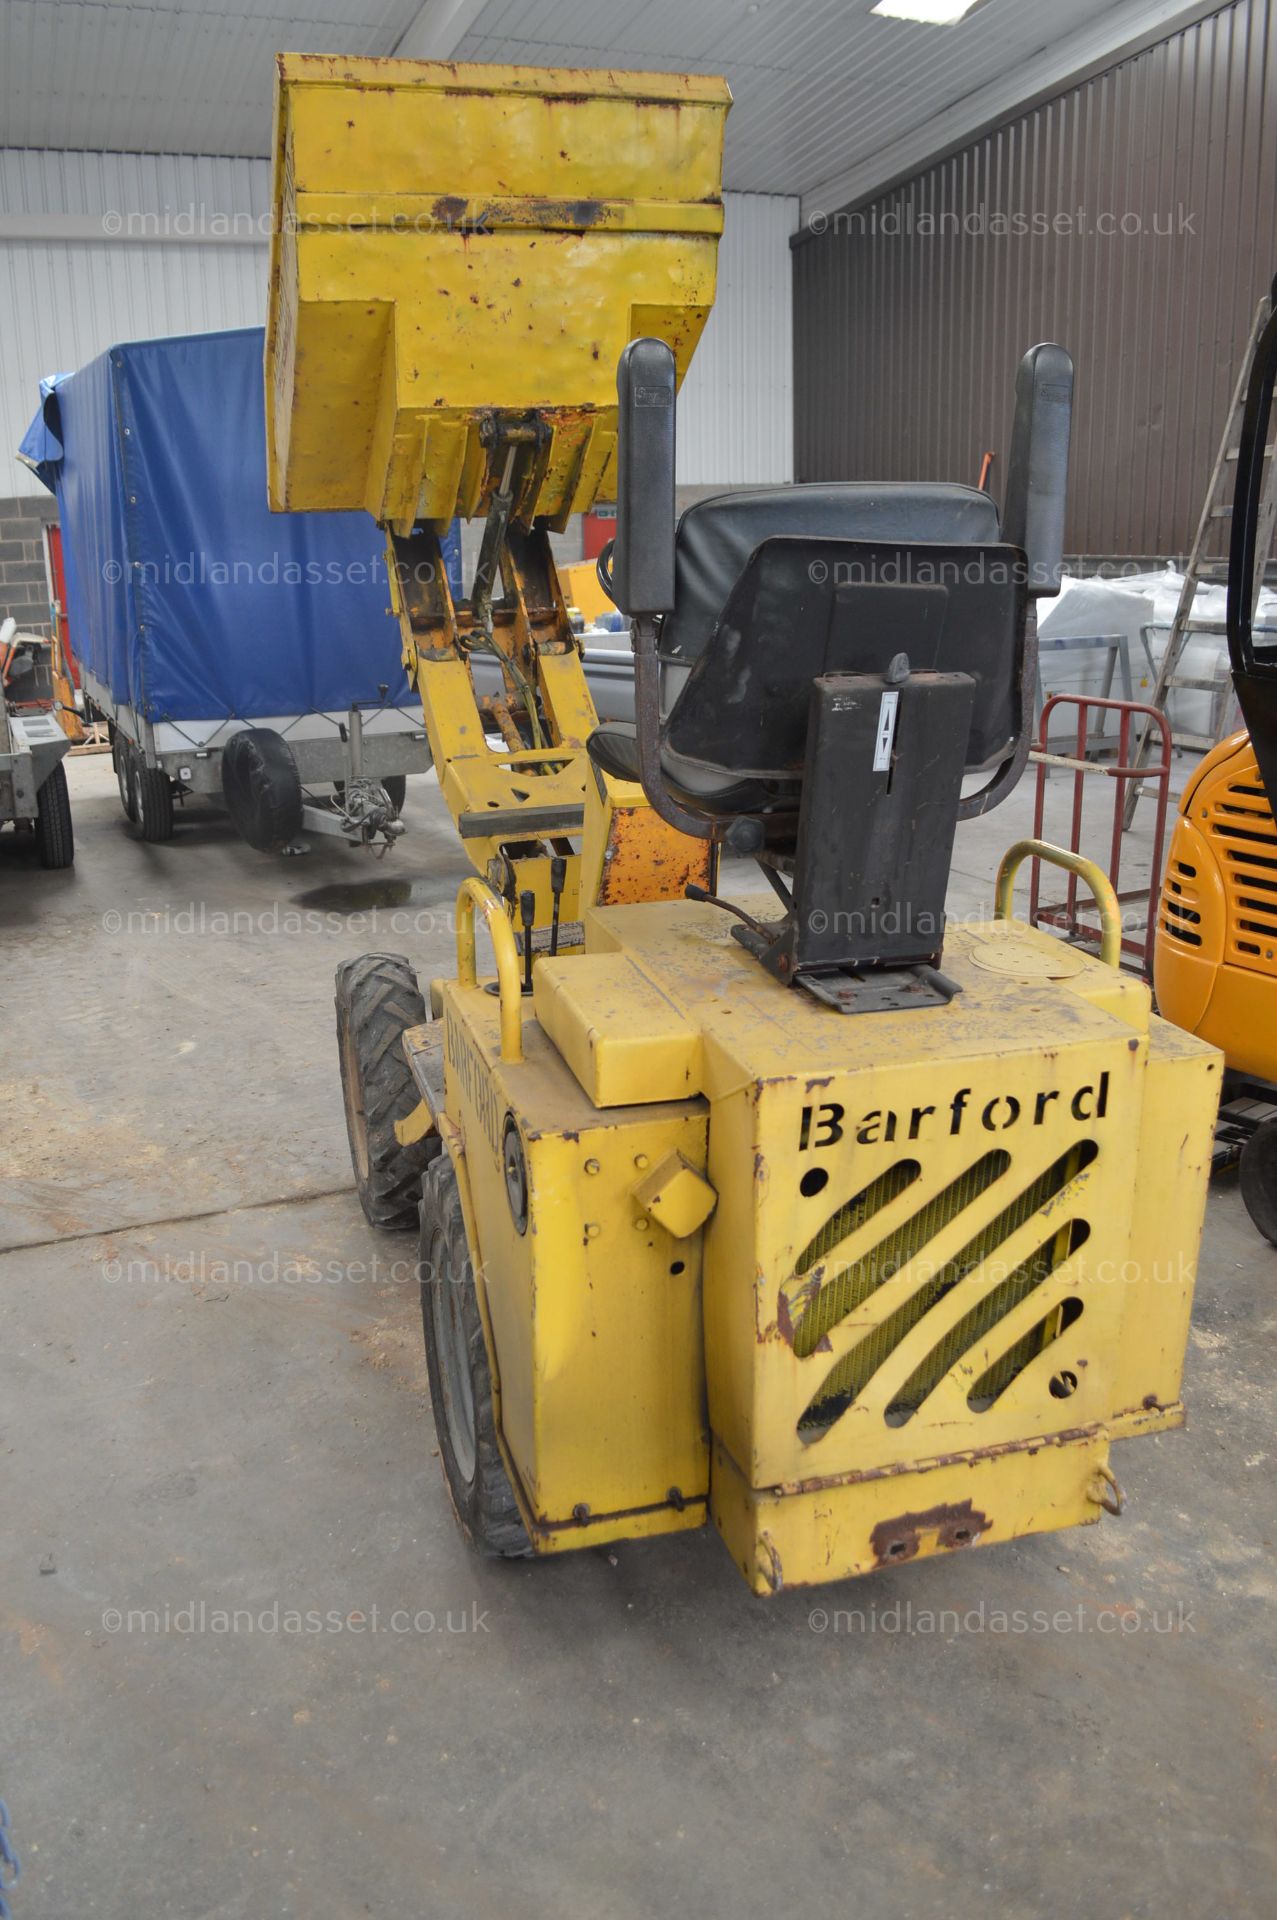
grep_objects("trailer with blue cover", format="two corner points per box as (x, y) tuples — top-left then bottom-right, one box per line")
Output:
(20, 325), (461, 852)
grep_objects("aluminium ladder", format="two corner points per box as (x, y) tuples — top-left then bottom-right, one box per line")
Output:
(1124, 293), (1277, 825)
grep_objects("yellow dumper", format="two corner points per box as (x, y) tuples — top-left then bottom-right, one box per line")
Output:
(268, 55), (1218, 1594)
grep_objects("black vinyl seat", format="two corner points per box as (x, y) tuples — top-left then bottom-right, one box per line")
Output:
(657, 481), (1002, 667)
(588, 485), (1025, 821)
(585, 720), (784, 814)
(593, 335), (1071, 991)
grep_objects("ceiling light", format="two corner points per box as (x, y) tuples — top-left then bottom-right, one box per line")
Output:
(871, 0), (981, 22)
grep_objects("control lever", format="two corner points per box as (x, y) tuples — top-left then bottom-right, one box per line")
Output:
(519, 889), (536, 995)
(549, 855), (567, 956)
(685, 883), (771, 939)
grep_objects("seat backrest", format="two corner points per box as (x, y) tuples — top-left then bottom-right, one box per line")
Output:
(663, 534), (1026, 779)
(660, 482), (1001, 666)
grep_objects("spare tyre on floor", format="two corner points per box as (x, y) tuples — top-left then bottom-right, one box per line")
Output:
(221, 727), (303, 852)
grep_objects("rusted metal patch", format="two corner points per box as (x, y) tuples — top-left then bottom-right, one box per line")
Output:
(870, 1498), (990, 1567)
(598, 805), (713, 905)
(778, 1422), (1100, 1498)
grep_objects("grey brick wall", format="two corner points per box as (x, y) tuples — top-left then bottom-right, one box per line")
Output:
(0, 493), (57, 637)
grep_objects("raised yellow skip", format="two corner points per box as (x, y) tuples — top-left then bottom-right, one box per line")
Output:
(267, 54), (729, 922)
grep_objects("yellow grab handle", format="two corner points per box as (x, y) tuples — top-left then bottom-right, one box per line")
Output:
(994, 838), (1122, 970)
(455, 878), (525, 1063)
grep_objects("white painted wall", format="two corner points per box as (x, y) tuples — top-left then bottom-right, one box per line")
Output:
(1, 150), (795, 499)
(1, 151), (270, 498)
(676, 190), (797, 488)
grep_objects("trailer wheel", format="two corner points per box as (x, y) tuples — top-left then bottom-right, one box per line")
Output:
(335, 952), (439, 1230)
(1240, 1118), (1277, 1247)
(221, 727), (303, 852)
(420, 1153), (531, 1557)
(132, 761), (175, 844)
(34, 763), (74, 869)
(112, 731), (137, 821)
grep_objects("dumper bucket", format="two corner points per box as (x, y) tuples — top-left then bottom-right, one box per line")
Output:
(266, 55), (731, 528)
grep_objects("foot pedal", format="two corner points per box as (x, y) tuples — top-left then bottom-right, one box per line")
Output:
(797, 965), (962, 1015)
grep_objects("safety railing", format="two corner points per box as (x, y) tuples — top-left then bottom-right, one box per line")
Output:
(1028, 694), (1172, 976)
(995, 838), (1123, 970)
(455, 879), (525, 1063)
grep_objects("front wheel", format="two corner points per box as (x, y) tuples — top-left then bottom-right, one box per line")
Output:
(335, 952), (438, 1229)
(1240, 1118), (1277, 1247)
(420, 1154), (530, 1557)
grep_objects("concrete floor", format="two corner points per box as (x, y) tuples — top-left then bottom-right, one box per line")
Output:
(3, 752), (1275, 1919)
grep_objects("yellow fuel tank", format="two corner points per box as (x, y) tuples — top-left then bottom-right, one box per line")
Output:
(266, 54), (731, 527)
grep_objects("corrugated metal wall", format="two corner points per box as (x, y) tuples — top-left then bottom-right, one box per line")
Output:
(1, 156), (795, 500)
(794, 0), (1277, 562)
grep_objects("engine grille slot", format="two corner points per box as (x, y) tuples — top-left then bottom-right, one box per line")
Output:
(968, 1295), (1084, 1411)
(790, 1151), (1009, 1358)
(798, 1140), (1097, 1440)
(795, 1161), (921, 1277)
(1212, 821), (1276, 845)
(1209, 781), (1277, 967)
(1160, 860), (1204, 946)
(885, 1221), (1090, 1425)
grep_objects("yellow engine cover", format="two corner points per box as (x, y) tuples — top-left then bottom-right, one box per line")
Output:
(441, 900), (1219, 1593)
(265, 55), (731, 525)
(1154, 731), (1277, 1083)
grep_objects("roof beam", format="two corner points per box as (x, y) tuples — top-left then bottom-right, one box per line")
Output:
(798, 0), (1227, 229)
(0, 212), (265, 244)
(392, 0), (492, 60)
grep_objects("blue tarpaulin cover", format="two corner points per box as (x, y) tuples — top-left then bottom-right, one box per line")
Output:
(19, 327), (461, 724)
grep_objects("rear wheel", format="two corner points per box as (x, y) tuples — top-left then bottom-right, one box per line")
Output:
(35, 763), (74, 869)
(1240, 1118), (1277, 1247)
(335, 952), (439, 1229)
(113, 731), (137, 821)
(133, 761), (174, 843)
(420, 1153), (530, 1556)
